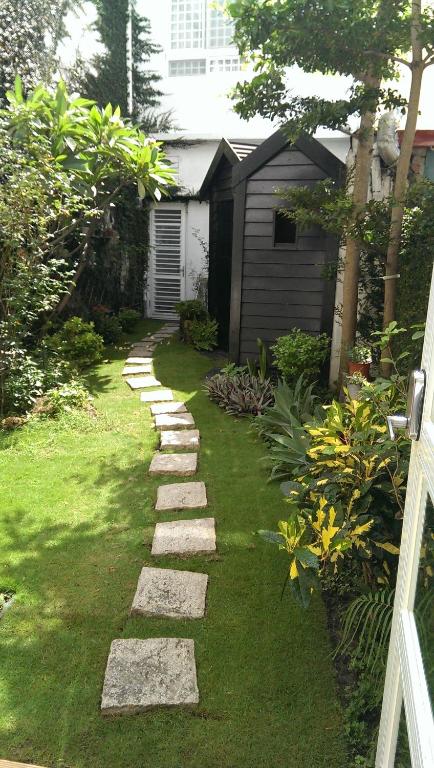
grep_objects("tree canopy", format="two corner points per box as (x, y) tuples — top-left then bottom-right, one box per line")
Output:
(0, 0), (74, 102)
(82, 0), (171, 132)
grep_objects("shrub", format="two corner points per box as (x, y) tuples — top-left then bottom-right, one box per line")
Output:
(175, 299), (209, 340)
(42, 381), (93, 416)
(204, 372), (274, 416)
(48, 317), (104, 368)
(118, 308), (141, 332)
(1, 347), (71, 415)
(187, 318), (218, 351)
(271, 329), (329, 384)
(348, 344), (372, 364)
(93, 314), (123, 344)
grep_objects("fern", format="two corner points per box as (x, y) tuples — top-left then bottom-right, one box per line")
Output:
(335, 587), (434, 679)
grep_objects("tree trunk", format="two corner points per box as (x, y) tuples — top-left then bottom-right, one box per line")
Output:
(381, 0), (424, 373)
(339, 74), (381, 379)
(54, 240), (91, 316)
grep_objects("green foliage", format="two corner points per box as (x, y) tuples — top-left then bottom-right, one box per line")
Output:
(48, 317), (104, 369)
(204, 372), (274, 416)
(255, 376), (319, 441)
(93, 314), (123, 344)
(1, 351), (70, 415)
(118, 308), (141, 332)
(0, 1), (73, 102)
(271, 330), (329, 385)
(83, 0), (172, 132)
(396, 180), (434, 366)
(42, 381), (93, 416)
(0, 79), (174, 416)
(187, 318), (219, 351)
(176, 300), (210, 343)
(175, 299), (209, 324)
(348, 344), (372, 364)
(227, 0), (412, 132)
(246, 338), (268, 382)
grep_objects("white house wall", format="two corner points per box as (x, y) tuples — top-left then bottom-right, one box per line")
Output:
(184, 200), (210, 300)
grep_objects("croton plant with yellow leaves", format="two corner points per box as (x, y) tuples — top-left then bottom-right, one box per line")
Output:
(259, 397), (410, 606)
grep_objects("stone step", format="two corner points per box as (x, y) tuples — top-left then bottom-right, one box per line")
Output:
(150, 401), (187, 415)
(126, 356), (153, 365)
(130, 347), (155, 355)
(122, 364), (152, 375)
(149, 453), (197, 476)
(155, 481), (207, 512)
(160, 430), (200, 450)
(130, 567), (208, 619)
(101, 638), (199, 714)
(126, 376), (161, 390)
(155, 413), (195, 431)
(151, 517), (216, 556)
(140, 389), (174, 403)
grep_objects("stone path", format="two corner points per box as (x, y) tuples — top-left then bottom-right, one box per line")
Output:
(101, 638), (199, 714)
(131, 567), (208, 619)
(101, 322), (215, 714)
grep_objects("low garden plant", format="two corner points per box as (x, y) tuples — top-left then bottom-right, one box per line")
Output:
(47, 317), (104, 370)
(175, 299), (219, 351)
(271, 329), (329, 385)
(204, 371), (273, 415)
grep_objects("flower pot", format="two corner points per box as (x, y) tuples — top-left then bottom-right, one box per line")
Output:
(348, 361), (370, 378)
(347, 382), (362, 400)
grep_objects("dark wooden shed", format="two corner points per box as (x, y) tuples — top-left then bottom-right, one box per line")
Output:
(200, 129), (344, 362)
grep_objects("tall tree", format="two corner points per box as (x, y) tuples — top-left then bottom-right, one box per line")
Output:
(83, 0), (172, 132)
(227, 0), (409, 375)
(0, 0), (73, 101)
(381, 0), (434, 364)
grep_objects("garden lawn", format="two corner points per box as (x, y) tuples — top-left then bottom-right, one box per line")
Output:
(0, 322), (347, 768)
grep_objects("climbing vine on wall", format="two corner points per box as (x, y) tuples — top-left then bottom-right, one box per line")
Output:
(76, 186), (149, 313)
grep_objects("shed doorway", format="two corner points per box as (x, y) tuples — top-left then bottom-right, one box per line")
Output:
(208, 199), (233, 350)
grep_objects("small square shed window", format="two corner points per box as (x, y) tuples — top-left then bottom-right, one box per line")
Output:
(274, 210), (297, 245)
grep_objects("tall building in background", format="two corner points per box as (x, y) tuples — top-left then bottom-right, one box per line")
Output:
(142, 0), (273, 137)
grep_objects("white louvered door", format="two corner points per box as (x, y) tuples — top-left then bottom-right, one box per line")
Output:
(149, 205), (185, 318)
(376, 265), (434, 766)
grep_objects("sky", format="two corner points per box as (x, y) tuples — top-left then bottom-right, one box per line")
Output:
(60, 1), (434, 135)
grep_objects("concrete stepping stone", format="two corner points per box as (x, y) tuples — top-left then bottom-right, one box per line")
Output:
(160, 430), (200, 450)
(126, 356), (153, 365)
(101, 638), (199, 714)
(122, 364), (152, 375)
(155, 413), (195, 431)
(126, 376), (161, 390)
(156, 481), (207, 511)
(140, 389), (173, 403)
(151, 517), (216, 556)
(149, 453), (197, 476)
(150, 401), (187, 415)
(130, 567), (208, 619)
(131, 346), (155, 355)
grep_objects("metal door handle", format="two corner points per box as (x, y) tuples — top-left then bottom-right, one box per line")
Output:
(386, 369), (425, 441)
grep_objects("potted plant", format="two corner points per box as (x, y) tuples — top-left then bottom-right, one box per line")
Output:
(345, 371), (368, 400)
(347, 344), (372, 377)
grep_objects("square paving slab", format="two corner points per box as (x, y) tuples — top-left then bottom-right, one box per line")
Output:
(140, 389), (173, 403)
(160, 429), (200, 450)
(151, 517), (216, 556)
(150, 401), (187, 415)
(101, 638), (199, 714)
(122, 364), (152, 375)
(155, 481), (207, 511)
(130, 567), (208, 619)
(149, 453), (197, 476)
(126, 357), (153, 365)
(126, 376), (161, 390)
(155, 413), (195, 431)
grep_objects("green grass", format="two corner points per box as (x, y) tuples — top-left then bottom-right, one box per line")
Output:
(0, 321), (347, 768)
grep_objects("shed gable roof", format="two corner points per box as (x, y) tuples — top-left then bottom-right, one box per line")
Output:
(199, 138), (261, 199)
(232, 129), (344, 186)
